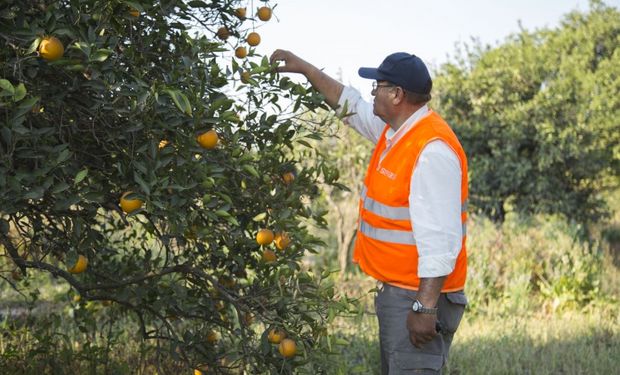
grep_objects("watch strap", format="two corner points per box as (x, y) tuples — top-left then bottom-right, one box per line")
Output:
(412, 299), (438, 314)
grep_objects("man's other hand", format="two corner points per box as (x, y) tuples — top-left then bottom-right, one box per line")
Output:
(406, 310), (438, 348)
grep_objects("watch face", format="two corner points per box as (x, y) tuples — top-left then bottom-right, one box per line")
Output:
(412, 300), (421, 312)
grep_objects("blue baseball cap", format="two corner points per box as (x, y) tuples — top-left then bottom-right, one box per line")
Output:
(358, 52), (432, 95)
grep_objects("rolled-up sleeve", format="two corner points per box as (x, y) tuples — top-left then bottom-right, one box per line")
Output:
(337, 86), (385, 144)
(410, 141), (463, 278)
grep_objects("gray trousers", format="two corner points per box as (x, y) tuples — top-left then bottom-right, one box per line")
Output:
(375, 283), (468, 375)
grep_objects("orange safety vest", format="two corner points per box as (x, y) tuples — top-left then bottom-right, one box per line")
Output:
(352, 110), (468, 292)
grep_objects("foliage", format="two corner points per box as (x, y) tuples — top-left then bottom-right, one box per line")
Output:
(0, 0), (354, 373)
(466, 212), (607, 315)
(434, 2), (620, 223)
(295, 112), (372, 277)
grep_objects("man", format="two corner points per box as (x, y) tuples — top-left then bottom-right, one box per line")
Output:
(270, 50), (468, 374)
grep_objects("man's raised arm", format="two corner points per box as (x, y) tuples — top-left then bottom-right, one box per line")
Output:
(270, 49), (343, 110)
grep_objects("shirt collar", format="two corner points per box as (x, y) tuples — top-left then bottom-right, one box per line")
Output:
(385, 104), (429, 143)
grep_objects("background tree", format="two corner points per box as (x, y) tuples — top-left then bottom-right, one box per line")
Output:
(434, 1), (620, 224)
(318, 121), (371, 278)
(0, 0), (352, 373)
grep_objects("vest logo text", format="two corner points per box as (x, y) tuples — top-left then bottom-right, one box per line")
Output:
(378, 167), (396, 180)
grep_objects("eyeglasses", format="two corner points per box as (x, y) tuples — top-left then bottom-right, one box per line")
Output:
(371, 82), (395, 92)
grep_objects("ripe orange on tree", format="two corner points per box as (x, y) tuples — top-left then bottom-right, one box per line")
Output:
(129, 8), (140, 17)
(256, 229), (274, 245)
(261, 249), (277, 263)
(216, 26), (231, 40)
(38, 36), (64, 61)
(240, 71), (252, 84)
(234, 7), (247, 19)
(196, 130), (219, 149)
(67, 255), (88, 274)
(257, 7), (272, 21)
(275, 232), (291, 250)
(158, 139), (170, 149)
(11, 269), (22, 281)
(235, 46), (247, 59)
(246, 32), (261, 47)
(218, 275), (236, 288)
(278, 338), (297, 358)
(282, 172), (295, 184)
(120, 191), (144, 213)
(206, 330), (219, 343)
(268, 328), (286, 344)
(242, 312), (254, 326)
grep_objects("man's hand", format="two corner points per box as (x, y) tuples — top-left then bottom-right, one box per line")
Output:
(269, 49), (311, 74)
(406, 310), (438, 348)
(269, 49), (344, 109)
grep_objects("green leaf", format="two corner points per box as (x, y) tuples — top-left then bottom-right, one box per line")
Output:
(252, 212), (267, 222)
(0, 218), (9, 235)
(0, 79), (14, 94)
(23, 187), (45, 200)
(242, 164), (259, 178)
(305, 133), (323, 141)
(83, 191), (105, 202)
(65, 251), (78, 271)
(188, 1), (209, 7)
(226, 216), (239, 226)
(56, 148), (71, 164)
(164, 89), (192, 116)
(54, 196), (81, 210)
(124, 1), (145, 12)
(26, 37), (42, 55)
(74, 169), (88, 185)
(0, 127), (11, 144)
(51, 182), (70, 194)
(90, 49), (113, 62)
(13, 83), (27, 102)
(133, 172), (150, 195)
(296, 139), (312, 148)
(73, 41), (91, 56)
(13, 97), (39, 118)
(214, 210), (230, 217)
(209, 97), (234, 112)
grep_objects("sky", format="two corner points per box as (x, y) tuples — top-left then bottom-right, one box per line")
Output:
(249, 0), (619, 100)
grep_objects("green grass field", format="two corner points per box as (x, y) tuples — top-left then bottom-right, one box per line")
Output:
(326, 291), (619, 374)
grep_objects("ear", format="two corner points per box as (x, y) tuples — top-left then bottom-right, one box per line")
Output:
(391, 87), (404, 105)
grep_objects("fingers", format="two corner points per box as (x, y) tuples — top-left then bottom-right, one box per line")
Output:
(269, 49), (283, 65)
(269, 49), (301, 73)
(409, 331), (437, 348)
(269, 49), (288, 65)
(269, 50), (287, 73)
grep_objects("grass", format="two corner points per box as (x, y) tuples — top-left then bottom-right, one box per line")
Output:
(326, 291), (620, 374)
(448, 305), (620, 374)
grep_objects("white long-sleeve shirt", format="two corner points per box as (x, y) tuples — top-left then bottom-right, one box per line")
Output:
(339, 86), (463, 278)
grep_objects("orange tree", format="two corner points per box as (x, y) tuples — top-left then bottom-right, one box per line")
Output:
(0, 0), (351, 373)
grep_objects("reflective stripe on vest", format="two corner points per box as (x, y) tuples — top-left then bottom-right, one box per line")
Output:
(360, 219), (468, 246)
(362, 193), (411, 221)
(360, 184), (469, 245)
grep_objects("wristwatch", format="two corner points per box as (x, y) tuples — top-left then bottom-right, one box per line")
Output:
(412, 299), (438, 314)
